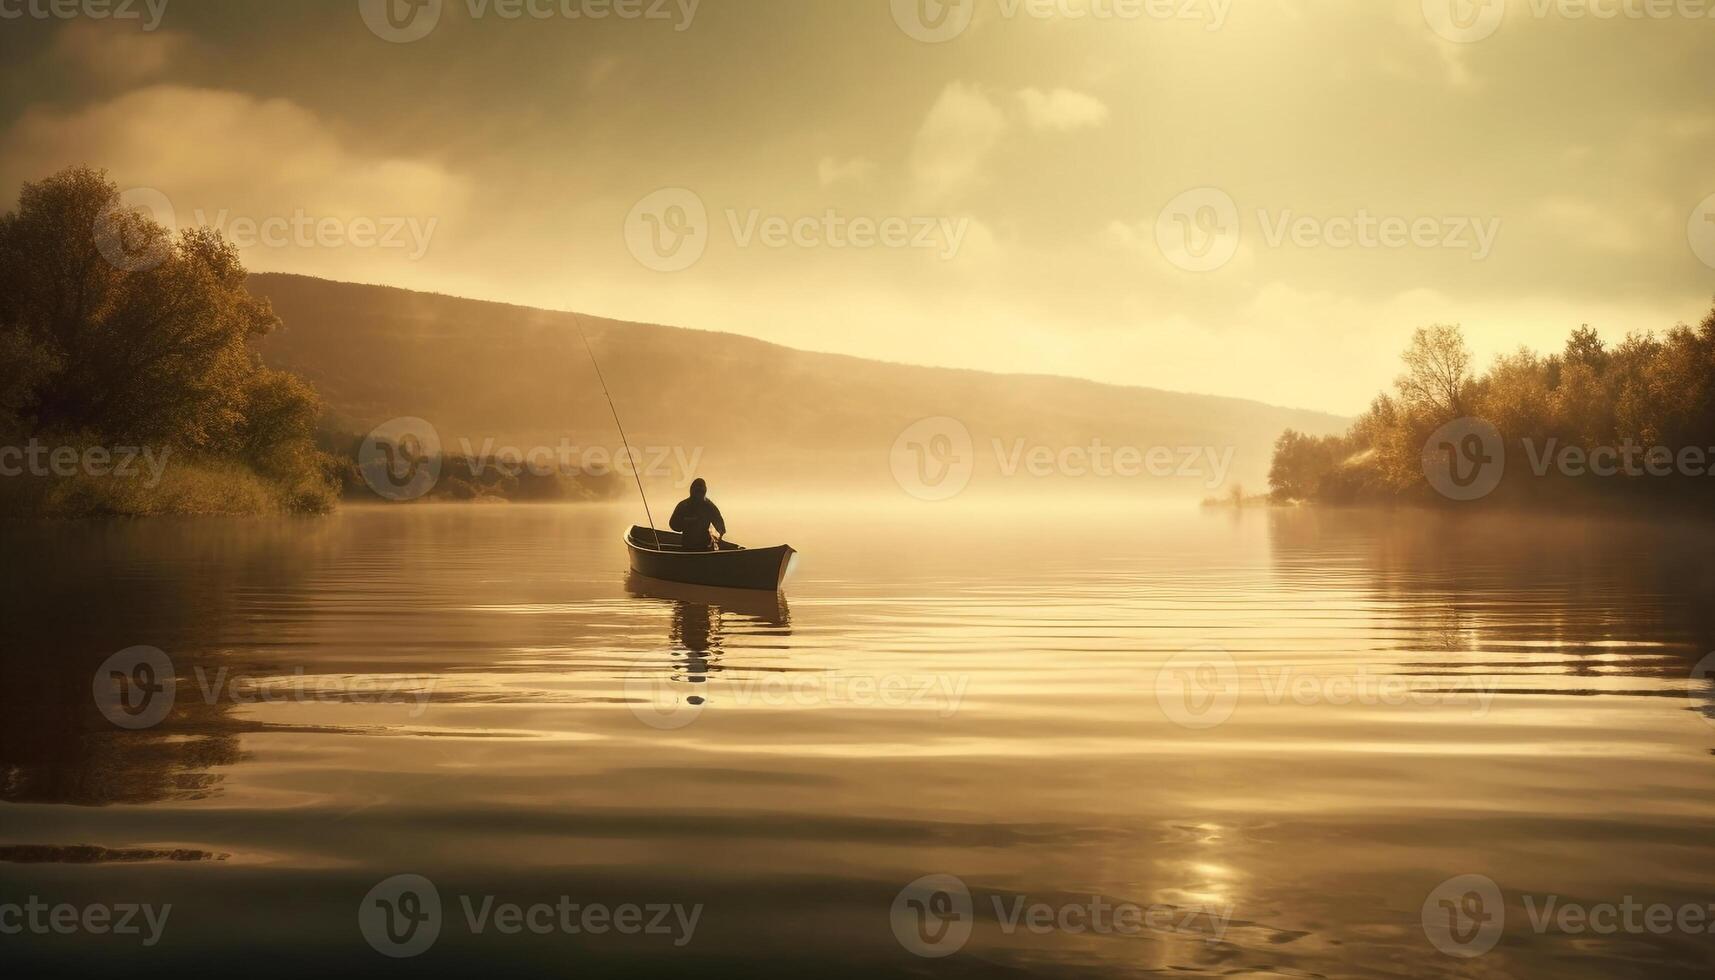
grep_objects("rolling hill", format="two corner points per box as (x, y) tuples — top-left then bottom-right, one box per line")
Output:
(246, 273), (1348, 497)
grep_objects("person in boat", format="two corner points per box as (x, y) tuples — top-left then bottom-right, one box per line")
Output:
(669, 478), (726, 551)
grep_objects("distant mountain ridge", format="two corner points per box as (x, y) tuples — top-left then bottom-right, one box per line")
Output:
(245, 273), (1348, 496)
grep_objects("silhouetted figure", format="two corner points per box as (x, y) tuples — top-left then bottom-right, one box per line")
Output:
(669, 478), (726, 552)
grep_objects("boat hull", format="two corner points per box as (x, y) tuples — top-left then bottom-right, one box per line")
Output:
(624, 526), (796, 591)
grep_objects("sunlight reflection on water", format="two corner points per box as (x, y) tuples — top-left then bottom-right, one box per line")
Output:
(2, 503), (1713, 976)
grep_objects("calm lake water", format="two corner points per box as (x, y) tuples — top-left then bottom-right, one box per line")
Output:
(3, 502), (1714, 977)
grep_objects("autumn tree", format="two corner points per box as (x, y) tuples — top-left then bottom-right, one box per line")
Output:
(0, 166), (334, 511)
(1272, 302), (1715, 510)
(1394, 324), (1473, 421)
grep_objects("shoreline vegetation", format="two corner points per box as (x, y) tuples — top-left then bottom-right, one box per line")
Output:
(0, 167), (626, 519)
(319, 431), (623, 505)
(1263, 305), (1715, 513)
(7, 166), (1712, 520)
(2, 167), (335, 518)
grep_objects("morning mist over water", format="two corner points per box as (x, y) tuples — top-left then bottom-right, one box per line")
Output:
(2, 1), (1714, 977)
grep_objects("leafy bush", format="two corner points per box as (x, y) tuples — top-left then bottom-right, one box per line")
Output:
(0, 167), (336, 516)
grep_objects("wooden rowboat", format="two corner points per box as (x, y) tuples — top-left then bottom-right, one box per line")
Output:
(624, 526), (797, 592)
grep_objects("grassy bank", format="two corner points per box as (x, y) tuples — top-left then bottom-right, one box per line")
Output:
(0, 458), (336, 518)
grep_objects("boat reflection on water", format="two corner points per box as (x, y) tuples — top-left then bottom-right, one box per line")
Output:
(624, 572), (792, 706)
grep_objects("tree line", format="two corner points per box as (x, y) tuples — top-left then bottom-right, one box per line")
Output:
(0, 166), (628, 515)
(1269, 304), (1715, 510)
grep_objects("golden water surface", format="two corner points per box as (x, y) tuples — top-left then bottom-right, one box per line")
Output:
(3, 503), (1713, 977)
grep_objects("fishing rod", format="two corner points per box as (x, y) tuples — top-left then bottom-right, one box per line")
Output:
(570, 312), (662, 550)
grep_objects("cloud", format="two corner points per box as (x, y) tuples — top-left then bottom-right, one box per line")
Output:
(1017, 88), (1109, 132)
(1532, 196), (1652, 254)
(0, 85), (469, 279)
(909, 82), (1008, 205)
(818, 155), (877, 187)
(47, 19), (193, 88)
(583, 54), (624, 91)
(1103, 219), (1145, 250)
(0, 84), (467, 222)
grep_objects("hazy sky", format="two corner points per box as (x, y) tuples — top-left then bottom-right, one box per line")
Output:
(2, 0), (1711, 414)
